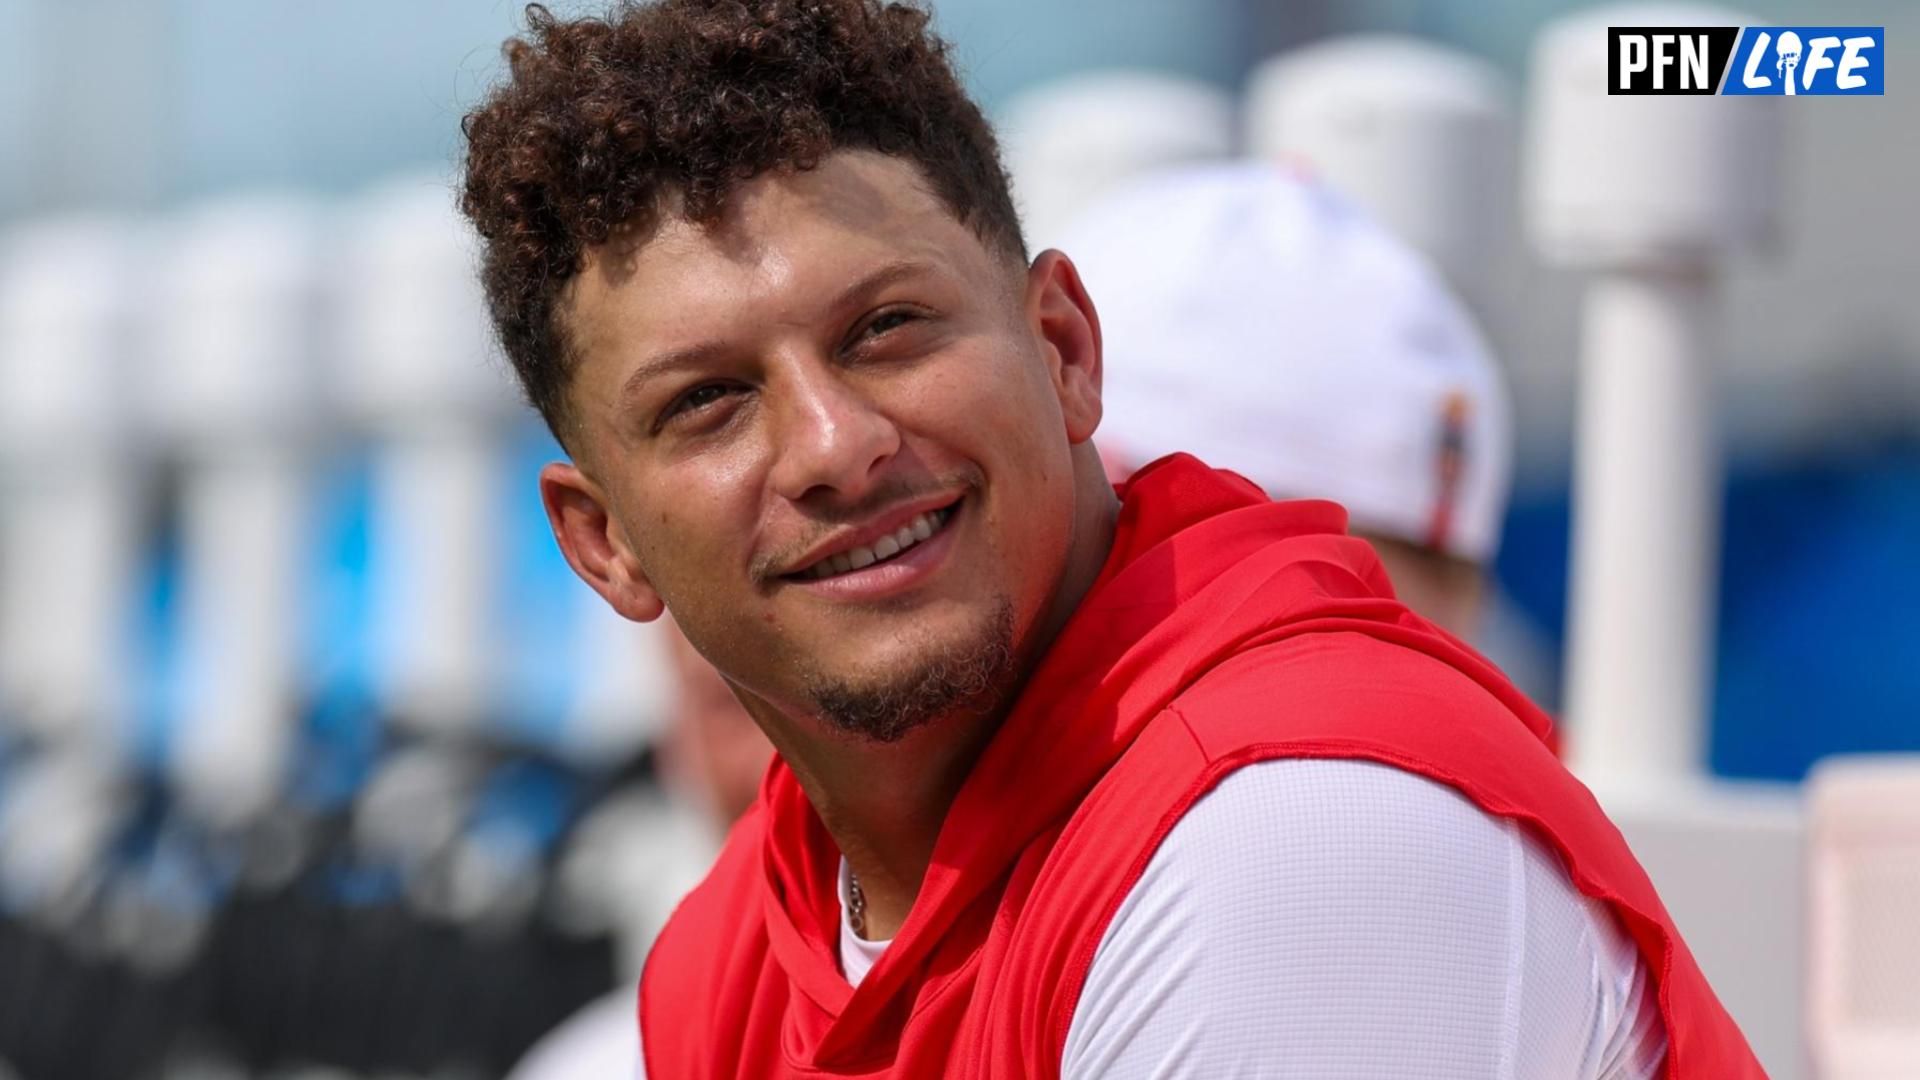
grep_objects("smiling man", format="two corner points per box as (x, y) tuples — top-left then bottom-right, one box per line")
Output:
(458, 2), (1763, 1077)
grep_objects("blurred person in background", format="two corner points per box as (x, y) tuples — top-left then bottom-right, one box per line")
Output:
(458, 0), (1760, 1076)
(512, 618), (771, 1080)
(1062, 162), (1509, 641)
(656, 618), (773, 827)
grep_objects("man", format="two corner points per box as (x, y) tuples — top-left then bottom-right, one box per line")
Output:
(511, 618), (771, 1080)
(654, 617), (777, 828)
(458, 2), (1763, 1076)
(1063, 162), (1507, 638)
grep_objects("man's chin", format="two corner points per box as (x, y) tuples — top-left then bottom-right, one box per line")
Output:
(799, 599), (1018, 744)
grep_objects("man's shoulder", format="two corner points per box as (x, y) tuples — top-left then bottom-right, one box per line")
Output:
(1142, 757), (1523, 875)
(1082, 758), (1533, 916)
(1054, 632), (1527, 877)
(1165, 629), (1527, 763)
(1063, 758), (1668, 1080)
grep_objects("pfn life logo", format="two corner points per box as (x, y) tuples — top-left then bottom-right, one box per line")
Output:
(1608, 26), (1884, 95)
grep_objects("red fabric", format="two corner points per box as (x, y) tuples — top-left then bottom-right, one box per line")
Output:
(640, 454), (1765, 1079)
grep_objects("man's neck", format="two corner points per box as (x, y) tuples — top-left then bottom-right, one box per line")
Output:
(770, 708), (1000, 940)
(754, 455), (1120, 941)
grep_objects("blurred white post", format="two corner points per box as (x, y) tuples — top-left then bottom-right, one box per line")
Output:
(0, 218), (144, 759)
(1530, 18), (1803, 1073)
(998, 71), (1234, 252)
(1526, 4), (1781, 789)
(338, 174), (521, 740)
(148, 196), (332, 827)
(1245, 36), (1512, 310)
(1572, 270), (1719, 779)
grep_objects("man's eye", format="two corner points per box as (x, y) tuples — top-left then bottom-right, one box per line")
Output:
(864, 309), (918, 337)
(684, 384), (730, 409)
(663, 382), (736, 424)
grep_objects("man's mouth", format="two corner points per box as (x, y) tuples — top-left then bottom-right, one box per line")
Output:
(794, 501), (960, 581)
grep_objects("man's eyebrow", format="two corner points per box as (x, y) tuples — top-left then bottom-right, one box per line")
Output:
(827, 257), (942, 314)
(618, 340), (736, 409)
(617, 258), (945, 406)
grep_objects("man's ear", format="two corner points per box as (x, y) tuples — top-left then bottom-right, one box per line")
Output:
(540, 461), (666, 623)
(1026, 249), (1103, 444)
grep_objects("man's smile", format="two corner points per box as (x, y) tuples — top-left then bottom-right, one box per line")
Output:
(771, 494), (967, 602)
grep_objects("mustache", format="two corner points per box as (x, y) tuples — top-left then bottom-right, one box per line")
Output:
(751, 466), (981, 582)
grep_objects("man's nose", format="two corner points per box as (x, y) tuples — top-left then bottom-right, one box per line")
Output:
(765, 356), (901, 504)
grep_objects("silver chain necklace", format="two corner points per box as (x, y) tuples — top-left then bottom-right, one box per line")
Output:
(847, 868), (868, 938)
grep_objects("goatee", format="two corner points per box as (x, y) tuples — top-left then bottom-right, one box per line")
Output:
(802, 599), (1018, 743)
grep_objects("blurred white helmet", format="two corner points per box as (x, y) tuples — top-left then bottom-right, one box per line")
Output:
(1064, 162), (1511, 563)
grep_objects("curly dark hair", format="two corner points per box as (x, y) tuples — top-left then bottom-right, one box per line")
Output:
(459, 0), (1027, 444)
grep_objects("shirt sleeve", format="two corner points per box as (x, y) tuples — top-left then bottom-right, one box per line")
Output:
(1059, 758), (1668, 1080)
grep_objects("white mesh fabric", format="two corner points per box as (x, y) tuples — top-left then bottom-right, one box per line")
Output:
(1057, 759), (1666, 1079)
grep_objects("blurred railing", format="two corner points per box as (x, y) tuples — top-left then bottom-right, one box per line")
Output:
(0, 177), (680, 1080)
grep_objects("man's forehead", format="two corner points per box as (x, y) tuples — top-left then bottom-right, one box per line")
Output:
(560, 155), (990, 378)
(585, 153), (960, 289)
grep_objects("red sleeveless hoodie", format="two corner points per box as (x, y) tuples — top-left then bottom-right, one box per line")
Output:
(640, 454), (1765, 1078)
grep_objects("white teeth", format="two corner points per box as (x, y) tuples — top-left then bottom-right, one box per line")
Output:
(804, 505), (954, 579)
